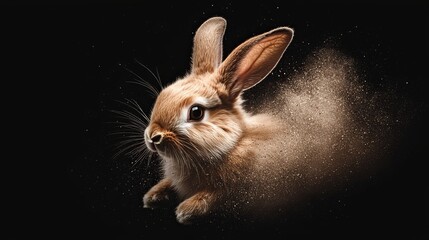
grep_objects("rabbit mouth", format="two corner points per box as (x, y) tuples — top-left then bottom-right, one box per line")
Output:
(146, 137), (170, 155)
(146, 141), (169, 156)
(144, 134), (158, 152)
(146, 140), (157, 152)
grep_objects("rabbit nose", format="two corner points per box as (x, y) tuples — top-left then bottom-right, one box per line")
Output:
(150, 133), (164, 145)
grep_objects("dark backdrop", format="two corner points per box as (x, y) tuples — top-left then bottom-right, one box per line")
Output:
(3, 2), (427, 239)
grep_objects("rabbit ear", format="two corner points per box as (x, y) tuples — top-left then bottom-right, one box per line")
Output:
(218, 27), (294, 100)
(191, 17), (226, 75)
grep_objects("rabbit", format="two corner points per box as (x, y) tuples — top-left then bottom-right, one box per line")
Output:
(142, 16), (295, 224)
(141, 16), (393, 224)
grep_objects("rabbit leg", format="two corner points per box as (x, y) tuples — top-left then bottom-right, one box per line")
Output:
(143, 178), (176, 208)
(175, 191), (219, 224)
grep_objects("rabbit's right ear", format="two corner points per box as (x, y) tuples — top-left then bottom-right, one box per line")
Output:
(191, 17), (226, 75)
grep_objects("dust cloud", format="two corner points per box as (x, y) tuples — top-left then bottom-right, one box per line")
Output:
(232, 48), (406, 218)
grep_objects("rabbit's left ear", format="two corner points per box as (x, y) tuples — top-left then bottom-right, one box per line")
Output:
(191, 17), (226, 75)
(218, 27), (294, 101)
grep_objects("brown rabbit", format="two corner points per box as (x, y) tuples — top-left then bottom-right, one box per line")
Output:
(142, 16), (387, 224)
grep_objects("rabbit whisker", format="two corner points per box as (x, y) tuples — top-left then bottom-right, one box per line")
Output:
(124, 66), (160, 97)
(109, 99), (152, 170)
(135, 59), (164, 90)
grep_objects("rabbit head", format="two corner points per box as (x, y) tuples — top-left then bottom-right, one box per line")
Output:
(144, 17), (293, 179)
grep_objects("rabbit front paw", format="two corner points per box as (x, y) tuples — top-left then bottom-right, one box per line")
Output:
(143, 178), (175, 208)
(175, 191), (216, 224)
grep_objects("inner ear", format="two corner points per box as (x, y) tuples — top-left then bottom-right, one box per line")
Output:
(218, 27), (294, 100)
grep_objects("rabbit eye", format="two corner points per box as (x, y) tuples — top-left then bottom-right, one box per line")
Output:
(188, 105), (205, 121)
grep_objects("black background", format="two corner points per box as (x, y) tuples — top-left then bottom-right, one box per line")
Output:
(3, 2), (428, 239)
